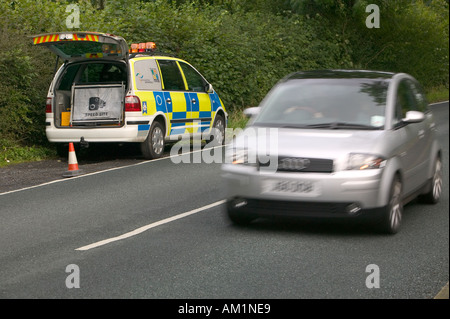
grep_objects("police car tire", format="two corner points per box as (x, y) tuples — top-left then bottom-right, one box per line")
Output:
(209, 114), (225, 146)
(141, 121), (165, 160)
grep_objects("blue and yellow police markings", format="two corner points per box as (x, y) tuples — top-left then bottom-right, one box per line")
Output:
(190, 92), (214, 133)
(168, 91), (190, 134)
(153, 92), (167, 113)
(137, 90), (223, 137)
(209, 91), (222, 112)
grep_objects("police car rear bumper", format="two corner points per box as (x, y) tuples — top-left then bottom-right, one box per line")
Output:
(46, 121), (150, 143)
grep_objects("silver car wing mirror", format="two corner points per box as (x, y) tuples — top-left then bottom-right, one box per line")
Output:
(403, 110), (425, 124)
(243, 107), (261, 118)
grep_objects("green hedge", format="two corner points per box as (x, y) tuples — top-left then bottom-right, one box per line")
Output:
(0, 0), (448, 150)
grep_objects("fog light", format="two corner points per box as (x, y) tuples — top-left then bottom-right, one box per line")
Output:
(346, 203), (361, 215)
(233, 199), (248, 208)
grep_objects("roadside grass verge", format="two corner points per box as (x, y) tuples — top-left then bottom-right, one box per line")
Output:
(426, 85), (449, 103)
(227, 108), (249, 129)
(0, 139), (57, 168)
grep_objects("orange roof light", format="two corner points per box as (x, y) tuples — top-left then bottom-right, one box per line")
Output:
(130, 43), (139, 53)
(129, 42), (157, 54)
(146, 42), (156, 52)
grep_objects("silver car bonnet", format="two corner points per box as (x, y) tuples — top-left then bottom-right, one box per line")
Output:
(229, 126), (386, 165)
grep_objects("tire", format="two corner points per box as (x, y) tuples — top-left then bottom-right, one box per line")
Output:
(141, 121), (165, 160)
(379, 175), (403, 234)
(208, 114), (225, 146)
(225, 201), (255, 226)
(419, 157), (442, 204)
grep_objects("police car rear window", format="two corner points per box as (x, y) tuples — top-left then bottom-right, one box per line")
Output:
(52, 42), (121, 58)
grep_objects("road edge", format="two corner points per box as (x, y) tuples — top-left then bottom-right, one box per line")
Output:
(434, 282), (449, 299)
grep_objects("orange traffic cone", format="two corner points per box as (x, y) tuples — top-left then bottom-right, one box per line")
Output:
(63, 143), (83, 177)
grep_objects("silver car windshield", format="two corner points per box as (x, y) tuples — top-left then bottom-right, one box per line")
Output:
(254, 79), (389, 130)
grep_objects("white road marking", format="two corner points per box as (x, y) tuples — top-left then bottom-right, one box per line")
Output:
(429, 100), (449, 106)
(75, 200), (226, 251)
(0, 145), (226, 196)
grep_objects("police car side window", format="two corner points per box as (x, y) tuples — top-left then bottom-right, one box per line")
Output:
(179, 62), (207, 92)
(157, 60), (185, 91)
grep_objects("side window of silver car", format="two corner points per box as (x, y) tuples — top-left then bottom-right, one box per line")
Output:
(407, 80), (428, 113)
(394, 80), (418, 127)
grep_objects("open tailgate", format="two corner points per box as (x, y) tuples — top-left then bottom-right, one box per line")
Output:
(32, 31), (128, 62)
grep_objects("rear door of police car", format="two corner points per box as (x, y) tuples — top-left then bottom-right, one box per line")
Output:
(157, 59), (192, 136)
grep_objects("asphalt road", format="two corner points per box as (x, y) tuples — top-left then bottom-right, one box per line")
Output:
(0, 102), (448, 301)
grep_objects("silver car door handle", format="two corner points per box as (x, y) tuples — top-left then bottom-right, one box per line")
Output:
(166, 98), (172, 104)
(191, 99), (197, 104)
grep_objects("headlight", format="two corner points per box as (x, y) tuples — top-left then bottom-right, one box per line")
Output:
(347, 153), (386, 170)
(231, 149), (248, 165)
(226, 148), (257, 166)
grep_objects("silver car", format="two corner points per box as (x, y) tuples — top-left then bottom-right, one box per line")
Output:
(221, 70), (443, 234)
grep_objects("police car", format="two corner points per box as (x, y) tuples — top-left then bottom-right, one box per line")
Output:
(33, 31), (227, 159)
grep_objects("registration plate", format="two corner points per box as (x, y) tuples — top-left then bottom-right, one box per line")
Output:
(262, 180), (320, 196)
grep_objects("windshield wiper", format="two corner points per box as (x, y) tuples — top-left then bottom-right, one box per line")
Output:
(303, 122), (379, 130)
(253, 122), (380, 130)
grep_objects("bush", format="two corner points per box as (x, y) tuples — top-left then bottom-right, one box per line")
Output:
(0, 19), (55, 145)
(0, 0), (447, 155)
(351, 0), (449, 88)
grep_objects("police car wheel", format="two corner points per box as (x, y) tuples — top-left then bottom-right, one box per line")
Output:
(209, 115), (225, 146)
(141, 121), (165, 159)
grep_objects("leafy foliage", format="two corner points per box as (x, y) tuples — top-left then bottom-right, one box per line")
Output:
(0, 0), (447, 153)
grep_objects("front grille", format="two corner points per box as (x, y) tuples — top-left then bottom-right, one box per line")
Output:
(243, 199), (352, 217)
(259, 156), (334, 173)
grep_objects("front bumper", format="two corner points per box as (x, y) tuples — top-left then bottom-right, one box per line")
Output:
(225, 197), (387, 221)
(221, 163), (388, 219)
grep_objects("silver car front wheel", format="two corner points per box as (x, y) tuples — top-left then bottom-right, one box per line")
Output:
(380, 175), (403, 234)
(420, 156), (442, 204)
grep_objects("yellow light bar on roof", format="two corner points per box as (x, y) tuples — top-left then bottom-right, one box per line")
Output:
(33, 33), (100, 45)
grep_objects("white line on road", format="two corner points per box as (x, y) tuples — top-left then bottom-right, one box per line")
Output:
(0, 145), (226, 196)
(75, 200), (226, 251)
(429, 100), (449, 106)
